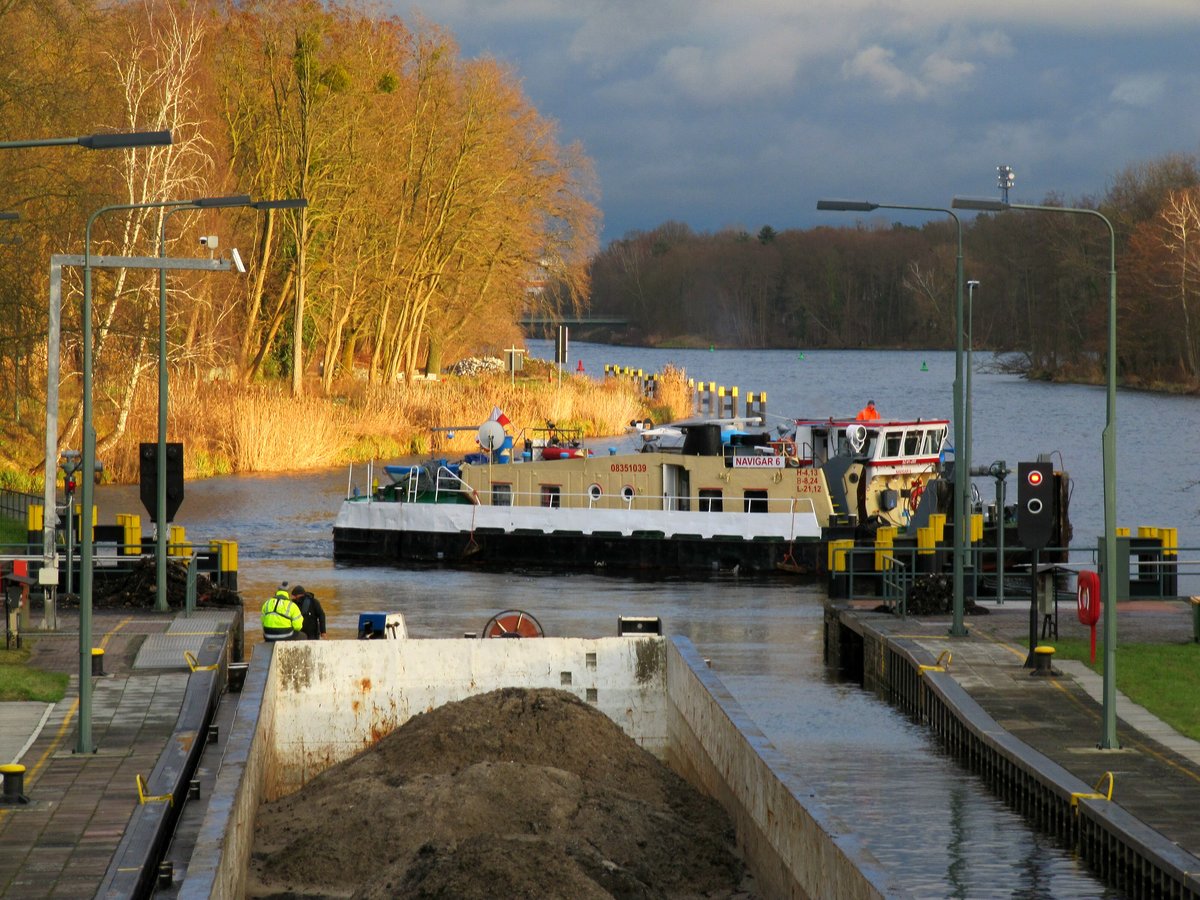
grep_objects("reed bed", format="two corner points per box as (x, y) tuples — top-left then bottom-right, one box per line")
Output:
(98, 366), (682, 480)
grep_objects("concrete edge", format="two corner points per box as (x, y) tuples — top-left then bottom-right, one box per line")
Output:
(877, 624), (1200, 893)
(177, 643), (273, 900)
(95, 629), (231, 899)
(669, 635), (907, 899)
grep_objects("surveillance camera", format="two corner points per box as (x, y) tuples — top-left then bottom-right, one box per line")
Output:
(199, 234), (218, 249)
(230, 247), (246, 274)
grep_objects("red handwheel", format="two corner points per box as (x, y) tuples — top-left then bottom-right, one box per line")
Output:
(1076, 570), (1102, 663)
(482, 609), (545, 639)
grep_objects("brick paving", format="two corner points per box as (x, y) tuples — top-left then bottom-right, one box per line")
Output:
(0, 610), (186, 899)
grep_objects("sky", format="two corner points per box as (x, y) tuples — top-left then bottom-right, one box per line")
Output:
(396, 1), (1200, 246)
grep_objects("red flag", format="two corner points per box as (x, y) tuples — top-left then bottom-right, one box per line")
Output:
(491, 406), (511, 427)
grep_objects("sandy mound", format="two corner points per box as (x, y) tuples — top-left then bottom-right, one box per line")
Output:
(248, 687), (755, 898)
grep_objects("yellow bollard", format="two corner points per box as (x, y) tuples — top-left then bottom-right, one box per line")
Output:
(875, 529), (894, 571)
(928, 513), (946, 543)
(971, 513), (984, 544)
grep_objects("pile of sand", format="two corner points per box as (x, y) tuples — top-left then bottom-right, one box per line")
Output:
(248, 687), (755, 898)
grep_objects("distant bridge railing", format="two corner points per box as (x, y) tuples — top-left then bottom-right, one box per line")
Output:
(518, 315), (629, 327)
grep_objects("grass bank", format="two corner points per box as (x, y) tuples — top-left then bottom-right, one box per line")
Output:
(0, 643), (68, 702)
(1046, 637), (1200, 741)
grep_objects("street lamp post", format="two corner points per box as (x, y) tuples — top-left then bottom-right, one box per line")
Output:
(80, 191), (247, 751)
(154, 196), (307, 610)
(965, 279), (979, 598)
(953, 195), (1120, 749)
(154, 196), (248, 611)
(817, 199), (969, 637)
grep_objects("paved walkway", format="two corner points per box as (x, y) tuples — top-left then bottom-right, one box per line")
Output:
(0, 610), (229, 899)
(852, 596), (1200, 861)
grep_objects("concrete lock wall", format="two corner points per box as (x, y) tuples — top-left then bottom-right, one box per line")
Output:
(263, 637), (670, 800)
(192, 636), (901, 898)
(665, 639), (900, 900)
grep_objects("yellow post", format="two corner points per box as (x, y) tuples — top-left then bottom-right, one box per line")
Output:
(928, 513), (946, 543)
(875, 529), (894, 571)
(917, 527), (935, 555)
(971, 513), (984, 544)
(27, 504), (43, 534)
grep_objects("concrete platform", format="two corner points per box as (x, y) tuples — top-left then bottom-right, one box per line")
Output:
(0, 608), (238, 898)
(841, 595), (1200, 865)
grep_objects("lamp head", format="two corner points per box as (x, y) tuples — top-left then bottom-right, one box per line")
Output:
(952, 196), (1008, 212)
(817, 199), (878, 212)
(78, 130), (172, 150)
(252, 198), (308, 210)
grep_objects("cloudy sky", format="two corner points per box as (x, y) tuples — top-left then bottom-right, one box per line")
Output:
(397, 1), (1200, 245)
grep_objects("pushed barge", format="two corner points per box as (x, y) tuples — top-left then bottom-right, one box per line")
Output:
(333, 415), (950, 575)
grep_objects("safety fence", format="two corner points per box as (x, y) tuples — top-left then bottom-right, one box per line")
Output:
(828, 525), (1193, 611)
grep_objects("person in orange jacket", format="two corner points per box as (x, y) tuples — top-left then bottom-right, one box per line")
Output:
(856, 400), (880, 421)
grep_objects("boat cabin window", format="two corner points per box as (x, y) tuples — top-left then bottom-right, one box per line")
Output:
(743, 490), (769, 513)
(922, 428), (944, 455)
(540, 485), (561, 508)
(884, 431), (902, 457)
(492, 483), (513, 507)
(903, 430), (921, 456)
(698, 488), (723, 513)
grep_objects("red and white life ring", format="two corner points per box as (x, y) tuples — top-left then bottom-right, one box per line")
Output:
(1076, 570), (1101, 627)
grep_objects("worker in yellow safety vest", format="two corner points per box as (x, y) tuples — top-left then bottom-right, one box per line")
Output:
(261, 586), (306, 641)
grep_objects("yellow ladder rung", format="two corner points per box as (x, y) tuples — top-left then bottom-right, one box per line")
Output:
(183, 650), (219, 673)
(136, 773), (173, 806)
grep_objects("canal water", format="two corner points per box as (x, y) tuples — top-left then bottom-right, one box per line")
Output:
(91, 342), (1197, 897)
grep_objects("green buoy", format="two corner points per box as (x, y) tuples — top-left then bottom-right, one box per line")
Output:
(798, 352), (805, 360)
(921, 360), (928, 371)
(709, 344), (715, 351)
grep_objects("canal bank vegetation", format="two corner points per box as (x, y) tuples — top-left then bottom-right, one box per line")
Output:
(0, 644), (68, 703)
(1045, 638), (1200, 741)
(588, 155), (1200, 393)
(0, 0), (600, 488)
(0, 360), (688, 488)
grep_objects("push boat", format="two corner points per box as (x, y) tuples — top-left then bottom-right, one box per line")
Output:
(332, 414), (952, 575)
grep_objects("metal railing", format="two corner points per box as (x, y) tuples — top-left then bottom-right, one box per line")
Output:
(0, 489), (41, 522)
(840, 540), (1198, 614)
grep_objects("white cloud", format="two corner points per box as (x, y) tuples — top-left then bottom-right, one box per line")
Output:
(843, 45), (933, 100)
(1110, 73), (1168, 107)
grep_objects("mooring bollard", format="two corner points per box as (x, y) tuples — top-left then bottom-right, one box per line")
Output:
(0, 763), (30, 804)
(91, 647), (104, 676)
(1031, 644), (1056, 677)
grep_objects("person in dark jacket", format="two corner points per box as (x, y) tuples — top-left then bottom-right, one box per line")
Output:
(290, 585), (327, 641)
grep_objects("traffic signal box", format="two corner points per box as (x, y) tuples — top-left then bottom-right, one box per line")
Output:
(1017, 461), (1055, 550)
(139, 442), (184, 524)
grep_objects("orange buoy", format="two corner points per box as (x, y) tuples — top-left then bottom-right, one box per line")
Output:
(576, 359), (584, 372)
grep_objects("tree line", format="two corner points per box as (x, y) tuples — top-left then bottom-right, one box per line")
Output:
(587, 154), (1200, 389)
(0, 0), (597, 460)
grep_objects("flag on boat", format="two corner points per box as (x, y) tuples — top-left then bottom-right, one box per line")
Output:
(490, 406), (511, 427)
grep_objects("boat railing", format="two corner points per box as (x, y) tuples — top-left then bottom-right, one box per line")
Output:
(479, 486), (819, 517)
(429, 465), (479, 504)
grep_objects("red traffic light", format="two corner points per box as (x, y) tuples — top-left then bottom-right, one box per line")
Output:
(65, 478), (76, 493)
(1026, 469), (1044, 487)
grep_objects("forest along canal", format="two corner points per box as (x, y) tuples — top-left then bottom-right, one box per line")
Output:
(98, 462), (1117, 897)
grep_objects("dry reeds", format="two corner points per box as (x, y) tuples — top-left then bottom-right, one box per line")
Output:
(96, 367), (668, 480)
